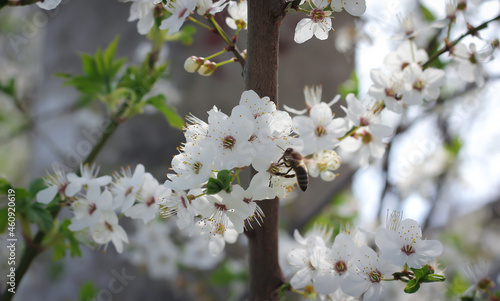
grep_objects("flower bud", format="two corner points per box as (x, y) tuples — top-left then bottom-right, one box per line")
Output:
(198, 61), (217, 76)
(184, 56), (204, 73)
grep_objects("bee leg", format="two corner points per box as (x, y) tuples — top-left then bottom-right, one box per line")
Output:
(273, 167), (295, 177)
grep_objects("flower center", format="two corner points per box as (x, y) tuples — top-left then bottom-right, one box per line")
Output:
(310, 8), (326, 23)
(401, 244), (416, 255)
(105, 221), (113, 232)
(369, 270), (382, 283)
(315, 125), (327, 137)
(214, 222), (226, 235)
(222, 135), (237, 150)
(214, 203), (228, 212)
(88, 203), (97, 216)
(361, 131), (372, 144)
(248, 134), (257, 142)
(413, 79), (424, 91)
(146, 195), (155, 207)
(192, 161), (203, 175)
(334, 260), (347, 275)
(360, 117), (370, 126)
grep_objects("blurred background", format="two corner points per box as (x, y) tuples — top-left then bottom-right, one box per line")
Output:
(0, 0), (499, 300)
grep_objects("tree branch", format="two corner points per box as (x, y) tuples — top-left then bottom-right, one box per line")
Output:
(244, 0), (287, 300)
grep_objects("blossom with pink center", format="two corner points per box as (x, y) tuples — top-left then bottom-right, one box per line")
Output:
(294, 0), (333, 44)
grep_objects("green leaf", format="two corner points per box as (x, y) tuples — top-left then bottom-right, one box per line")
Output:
(29, 178), (46, 197)
(445, 136), (462, 158)
(52, 240), (66, 261)
(411, 265), (430, 279)
(79, 281), (99, 301)
(404, 278), (421, 294)
(217, 170), (234, 188)
(26, 204), (53, 233)
(0, 208), (8, 233)
(206, 177), (224, 195)
(419, 3), (436, 22)
(0, 177), (12, 194)
(60, 219), (82, 257)
(0, 77), (16, 97)
(422, 273), (446, 283)
(461, 297), (474, 301)
(13, 188), (30, 201)
(338, 71), (359, 98)
(145, 94), (184, 129)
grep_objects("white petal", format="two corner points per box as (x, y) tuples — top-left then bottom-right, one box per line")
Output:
(363, 283), (383, 301)
(36, 0), (62, 10)
(341, 273), (370, 298)
(290, 267), (312, 289)
(209, 236), (226, 255)
(314, 271), (341, 294)
(294, 19), (314, 44)
(65, 182), (81, 197)
(343, 0), (366, 16)
(36, 186), (58, 204)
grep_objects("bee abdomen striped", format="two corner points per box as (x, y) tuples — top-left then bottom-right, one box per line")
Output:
(296, 165), (308, 191)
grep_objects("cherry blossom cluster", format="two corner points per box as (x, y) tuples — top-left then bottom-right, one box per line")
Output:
(160, 90), (346, 254)
(293, 0), (366, 43)
(36, 163), (168, 253)
(286, 211), (444, 301)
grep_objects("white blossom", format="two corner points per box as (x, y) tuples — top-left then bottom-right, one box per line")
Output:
(111, 164), (145, 212)
(293, 102), (346, 155)
(124, 173), (170, 224)
(341, 246), (397, 301)
(68, 184), (114, 232)
(92, 210), (129, 253)
(160, 0), (197, 35)
(125, 0), (162, 35)
(36, 165), (74, 204)
(401, 63), (445, 105)
(197, 0), (228, 16)
(294, 0), (333, 44)
(66, 163), (112, 196)
(375, 218), (443, 268)
(225, 0), (247, 30)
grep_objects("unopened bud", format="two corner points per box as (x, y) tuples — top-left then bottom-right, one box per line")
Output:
(184, 56), (204, 73)
(198, 61), (217, 76)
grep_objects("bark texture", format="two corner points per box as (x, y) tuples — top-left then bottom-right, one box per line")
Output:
(245, 1), (286, 300)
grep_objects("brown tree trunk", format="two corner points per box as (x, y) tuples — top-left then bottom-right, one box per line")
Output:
(245, 1), (286, 300)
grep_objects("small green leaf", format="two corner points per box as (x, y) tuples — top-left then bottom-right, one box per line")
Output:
(206, 178), (224, 195)
(79, 281), (99, 301)
(217, 170), (234, 188)
(422, 273), (446, 283)
(52, 240), (66, 261)
(29, 178), (46, 197)
(26, 204), (53, 233)
(338, 71), (358, 98)
(461, 297), (474, 301)
(146, 94), (184, 129)
(419, 3), (436, 22)
(0, 177), (12, 194)
(13, 188), (30, 201)
(404, 278), (421, 294)
(60, 219), (82, 257)
(445, 136), (462, 157)
(411, 264), (431, 279)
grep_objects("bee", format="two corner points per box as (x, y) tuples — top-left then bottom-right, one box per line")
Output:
(272, 147), (309, 191)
